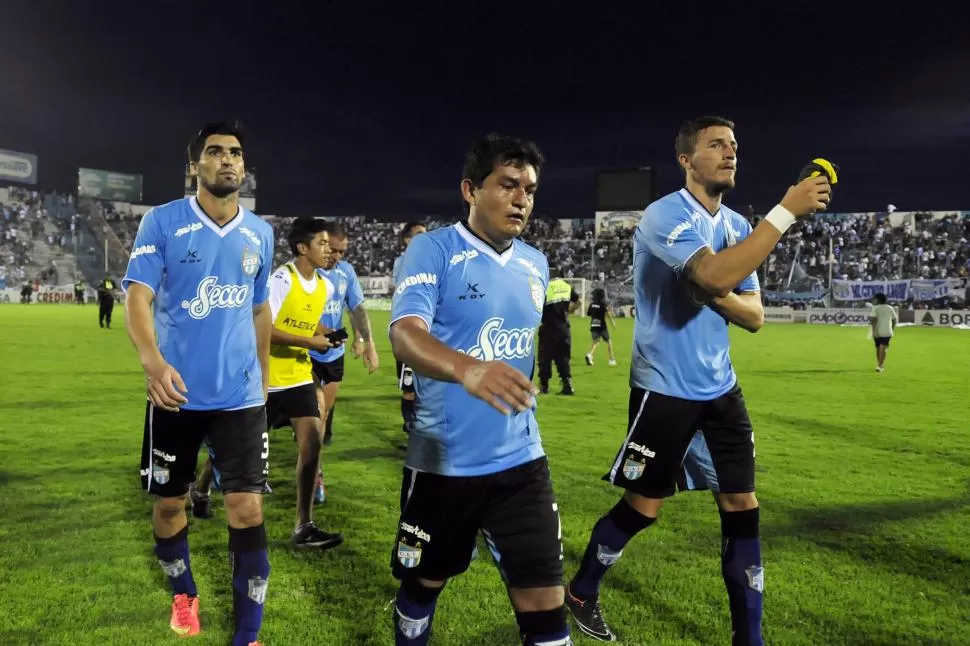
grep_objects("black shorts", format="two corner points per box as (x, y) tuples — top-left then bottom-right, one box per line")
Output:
(139, 402), (269, 497)
(312, 355), (345, 385)
(266, 383), (320, 429)
(396, 360), (415, 394)
(392, 458), (563, 588)
(874, 337), (891, 347)
(605, 386), (755, 497)
(591, 326), (610, 342)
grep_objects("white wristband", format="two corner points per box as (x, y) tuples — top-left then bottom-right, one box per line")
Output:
(764, 204), (796, 234)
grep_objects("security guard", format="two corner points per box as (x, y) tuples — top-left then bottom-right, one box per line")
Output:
(97, 275), (116, 328)
(538, 265), (579, 395)
(74, 279), (85, 305)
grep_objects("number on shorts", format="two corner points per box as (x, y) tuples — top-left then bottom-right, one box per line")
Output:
(260, 432), (269, 460)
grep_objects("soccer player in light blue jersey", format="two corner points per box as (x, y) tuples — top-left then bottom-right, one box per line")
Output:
(565, 117), (832, 645)
(392, 221), (427, 436)
(125, 122), (275, 646)
(388, 134), (571, 646)
(310, 221), (379, 451)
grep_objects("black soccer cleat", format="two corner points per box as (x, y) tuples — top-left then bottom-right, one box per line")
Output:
(322, 430), (333, 446)
(559, 378), (575, 396)
(565, 585), (616, 642)
(292, 521), (344, 550)
(187, 483), (213, 519)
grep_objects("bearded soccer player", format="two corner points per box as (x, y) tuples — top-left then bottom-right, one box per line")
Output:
(125, 121), (274, 646)
(392, 221), (427, 435)
(388, 133), (571, 646)
(266, 217), (344, 550)
(310, 221), (379, 451)
(564, 116), (832, 645)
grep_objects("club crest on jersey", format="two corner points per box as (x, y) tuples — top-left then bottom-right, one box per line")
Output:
(397, 542), (422, 568)
(529, 277), (544, 312)
(242, 248), (259, 276)
(152, 466), (170, 485)
(622, 457), (645, 480)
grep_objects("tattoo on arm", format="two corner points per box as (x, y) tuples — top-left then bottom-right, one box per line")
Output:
(351, 305), (372, 342)
(683, 246), (713, 283)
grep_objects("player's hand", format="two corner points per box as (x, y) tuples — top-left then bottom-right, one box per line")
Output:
(144, 359), (188, 412)
(361, 341), (379, 374)
(780, 176), (832, 217)
(351, 339), (365, 358)
(458, 360), (538, 416)
(308, 334), (332, 352)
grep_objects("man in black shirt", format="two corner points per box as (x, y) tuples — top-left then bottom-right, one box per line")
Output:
(538, 265), (579, 395)
(97, 275), (116, 328)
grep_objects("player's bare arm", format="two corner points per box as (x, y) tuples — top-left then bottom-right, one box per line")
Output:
(710, 291), (765, 333)
(253, 301), (272, 401)
(350, 304), (379, 372)
(390, 316), (537, 415)
(684, 177), (832, 297)
(124, 282), (188, 411)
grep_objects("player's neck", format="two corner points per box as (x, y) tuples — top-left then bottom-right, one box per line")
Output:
(196, 189), (239, 225)
(464, 216), (512, 253)
(293, 256), (318, 280)
(684, 181), (722, 216)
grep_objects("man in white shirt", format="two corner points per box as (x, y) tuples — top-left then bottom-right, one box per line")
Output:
(869, 293), (898, 372)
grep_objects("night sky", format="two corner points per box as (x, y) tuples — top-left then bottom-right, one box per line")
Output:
(3, 2), (968, 219)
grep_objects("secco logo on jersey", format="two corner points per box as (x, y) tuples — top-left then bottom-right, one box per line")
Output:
(460, 317), (536, 361)
(449, 249), (479, 266)
(174, 222), (203, 237)
(396, 272), (437, 295)
(181, 276), (250, 319)
(130, 244), (156, 259)
(666, 221), (692, 246)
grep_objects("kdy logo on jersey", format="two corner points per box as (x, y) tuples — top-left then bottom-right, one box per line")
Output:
(460, 317), (536, 361)
(242, 248), (259, 276)
(181, 276), (250, 319)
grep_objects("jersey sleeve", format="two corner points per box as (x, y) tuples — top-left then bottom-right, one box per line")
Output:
(322, 275), (336, 318)
(122, 208), (165, 294)
(733, 216), (761, 293)
(638, 202), (709, 273)
(253, 226), (275, 306)
(344, 264), (365, 311)
(268, 269), (291, 322)
(390, 234), (446, 331)
(392, 255), (403, 286)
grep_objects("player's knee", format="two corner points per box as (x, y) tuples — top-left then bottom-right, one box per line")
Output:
(622, 491), (663, 519)
(224, 492), (263, 527)
(717, 491), (758, 513)
(514, 604), (568, 638)
(154, 496), (186, 520)
(508, 585), (564, 612)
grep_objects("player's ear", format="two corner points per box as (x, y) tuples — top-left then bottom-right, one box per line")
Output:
(460, 179), (476, 208)
(188, 161), (199, 177)
(678, 153), (692, 172)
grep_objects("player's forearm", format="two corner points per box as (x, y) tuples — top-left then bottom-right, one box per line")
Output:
(253, 304), (272, 389)
(125, 295), (163, 368)
(710, 292), (764, 333)
(350, 305), (373, 343)
(689, 219), (785, 297)
(389, 319), (475, 384)
(271, 328), (322, 350)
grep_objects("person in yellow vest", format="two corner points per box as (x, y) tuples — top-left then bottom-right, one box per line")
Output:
(266, 216), (345, 550)
(537, 264), (580, 395)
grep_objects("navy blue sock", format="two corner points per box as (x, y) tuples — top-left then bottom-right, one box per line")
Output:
(570, 499), (655, 600)
(394, 579), (443, 645)
(517, 606), (571, 645)
(154, 525), (197, 597)
(229, 524), (270, 646)
(720, 508), (764, 646)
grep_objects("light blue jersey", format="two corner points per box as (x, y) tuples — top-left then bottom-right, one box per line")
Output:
(309, 260), (365, 363)
(392, 254), (404, 287)
(390, 222), (549, 477)
(122, 197), (274, 410)
(631, 189), (760, 401)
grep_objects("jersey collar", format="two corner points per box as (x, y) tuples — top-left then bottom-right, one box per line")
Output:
(190, 196), (244, 237)
(679, 188), (723, 226)
(455, 221), (514, 267)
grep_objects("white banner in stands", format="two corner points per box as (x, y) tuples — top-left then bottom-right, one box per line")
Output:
(359, 276), (391, 296)
(764, 306), (794, 323)
(806, 308), (872, 325)
(0, 284), (100, 304)
(915, 310), (970, 328)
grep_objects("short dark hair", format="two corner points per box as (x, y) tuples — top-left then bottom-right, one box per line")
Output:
(324, 221), (347, 240)
(592, 287), (606, 303)
(401, 221), (425, 241)
(288, 217), (328, 256)
(675, 116), (735, 159)
(462, 133), (544, 213)
(187, 121), (246, 164)
(874, 293), (887, 304)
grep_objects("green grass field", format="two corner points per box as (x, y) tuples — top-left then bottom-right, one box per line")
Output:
(1, 305), (968, 646)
